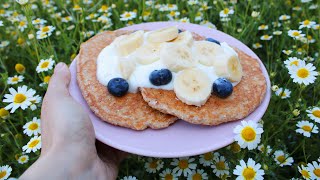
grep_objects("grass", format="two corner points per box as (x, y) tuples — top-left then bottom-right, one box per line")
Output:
(0, 0), (319, 179)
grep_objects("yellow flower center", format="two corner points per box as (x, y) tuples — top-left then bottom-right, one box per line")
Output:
(15, 63), (25, 73)
(302, 125), (312, 132)
(231, 143), (241, 153)
(149, 160), (158, 169)
(281, 92), (286, 97)
(28, 139), (40, 148)
(303, 20), (310, 25)
(307, 35), (312, 40)
(0, 171), (7, 179)
(35, 19), (40, 23)
(314, 168), (320, 177)
(89, 14), (95, 18)
(44, 76), (51, 83)
(42, 26), (50, 33)
(203, 152), (213, 160)
(74, 5), (80, 9)
(260, 25), (266, 28)
(292, 31), (300, 36)
(165, 174), (173, 180)
(178, 160), (189, 169)
(19, 21), (26, 26)
(101, 5), (108, 11)
(20, 156), (27, 162)
(125, 13), (131, 18)
(255, 43), (261, 47)
(17, 37), (25, 45)
(242, 167), (256, 180)
(41, 61), (49, 68)
(0, 9), (5, 15)
(290, 60), (298, 66)
(12, 77), (19, 82)
(14, 93), (27, 104)
(28, 123), (39, 130)
(170, 11), (175, 16)
(216, 161), (226, 170)
(263, 35), (269, 39)
(241, 127), (256, 141)
(277, 155), (285, 163)
(301, 170), (310, 178)
(0, 108), (9, 117)
(297, 68), (309, 78)
(312, 110), (320, 118)
(223, 8), (229, 14)
(192, 173), (202, 180)
(168, 4), (173, 8)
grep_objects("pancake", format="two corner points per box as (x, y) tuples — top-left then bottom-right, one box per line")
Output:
(141, 34), (267, 125)
(77, 30), (178, 130)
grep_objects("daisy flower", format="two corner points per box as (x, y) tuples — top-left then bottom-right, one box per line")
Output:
(32, 18), (47, 25)
(0, 41), (10, 48)
(200, 21), (217, 29)
(98, 5), (110, 13)
(22, 136), (41, 153)
(36, 25), (55, 39)
(299, 20), (316, 29)
(17, 154), (29, 164)
(187, 169), (208, 180)
(144, 158), (164, 173)
(0, 165), (12, 180)
(298, 165), (311, 179)
(194, 12), (203, 21)
(3, 85), (36, 113)
(85, 13), (98, 20)
(258, 24), (268, 30)
(30, 95), (42, 111)
(272, 21), (282, 27)
(120, 176), (137, 180)
(142, 11), (151, 21)
(284, 57), (302, 69)
(260, 35), (272, 40)
(120, 11), (136, 21)
(233, 158), (265, 180)
(273, 150), (294, 167)
(219, 8), (234, 17)
(273, 30), (282, 35)
(159, 168), (178, 180)
(167, 4), (178, 11)
(171, 157), (197, 177)
(257, 144), (272, 154)
(167, 11), (180, 20)
(288, 60), (318, 85)
(199, 2), (212, 11)
(61, 16), (73, 23)
(293, 6), (302, 11)
(187, 0), (199, 6)
(282, 50), (293, 55)
(288, 30), (305, 39)
(199, 152), (216, 166)
(36, 57), (55, 73)
(279, 15), (291, 21)
(179, 17), (190, 23)
(312, 24), (320, 30)
(72, 4), (82, 11)
(309, 4), (318, 9)
(307, 107), (320, 123)
(0, 108), (9, 119)
(307, 161), (320, 179)
(275, 88), (291, 99)
(18, 20), (27, 32)
(233, 120), (263, 150)
(251, 11), (260, 18)
(16, 0), (28, 5)
(7, 75), (24, 85)
(296, 120), (318, 137)
(211, 155), (230, 178)
(23, 117), (41, 136)
(301, 0), (312, 3)
(252, 43), (262, 49)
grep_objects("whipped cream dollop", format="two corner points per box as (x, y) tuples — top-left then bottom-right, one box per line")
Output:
(96, 30), (240, 93)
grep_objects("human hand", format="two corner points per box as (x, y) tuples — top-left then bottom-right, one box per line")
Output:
(20, 62), (126, 180)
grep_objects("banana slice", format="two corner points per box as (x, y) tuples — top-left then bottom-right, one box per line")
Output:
(147, 26), (179, 43)
(193, 41), (224, 66)
(114, 30), (144, 56)
(160, 43), (197, 72)
(117, 57), (136, 79)
(174, 68), (212, 107)
(133, 43), (161, 65)
(171, 31), (194, 47)
(213, 54), (243, 82)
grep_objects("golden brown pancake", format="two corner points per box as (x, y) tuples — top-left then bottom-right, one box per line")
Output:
(141, 34), (267, 125)
(77, 30), (178, 130)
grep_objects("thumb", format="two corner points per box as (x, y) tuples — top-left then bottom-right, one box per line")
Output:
(47, 62), (71, 96)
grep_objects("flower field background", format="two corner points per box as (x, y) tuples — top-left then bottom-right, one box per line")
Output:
(0, 0), (319, 179)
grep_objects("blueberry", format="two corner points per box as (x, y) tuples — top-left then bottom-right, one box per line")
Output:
(178, 29), (183, 33)
(149, 69), (172, 86)
(107, 78), (129, 97)
(212, 78), (233, 98)
(206, 37), (221, 45)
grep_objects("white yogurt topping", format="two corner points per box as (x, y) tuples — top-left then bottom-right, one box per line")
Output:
(96, 31), (239, 93)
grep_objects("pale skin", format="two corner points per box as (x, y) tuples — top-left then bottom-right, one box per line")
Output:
(20, 62), (126, 180)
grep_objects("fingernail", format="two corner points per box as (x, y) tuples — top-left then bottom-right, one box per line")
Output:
(55, 62), (65, 73)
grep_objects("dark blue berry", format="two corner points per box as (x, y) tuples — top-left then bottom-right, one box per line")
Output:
(107, 78), (129, 97)
(149, 69), (172, 86)
(212, 78), (233, 98)
(206, 37), (221, 45)
(178, 29), (183, 33)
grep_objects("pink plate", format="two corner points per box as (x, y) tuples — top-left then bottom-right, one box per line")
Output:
(69, 22), (271, 158)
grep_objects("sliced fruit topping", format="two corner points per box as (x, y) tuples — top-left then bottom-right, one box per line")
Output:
(114, 30), (144, 56)
(133, 43), (161, 65)
(147, 26), (179, 43)
(213, 53), (243, 82)
(206, 37), (221, 45)
(117, 57), (136, 79)
(171, 31), (194, 47)
(194, 41), (224, 66)
(174, 68), (212, 106)
(212, 78), (233, 98)
(149, 69), (172, 86)
(160, 43), (197, 72)
(107, 78), (129, 97)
